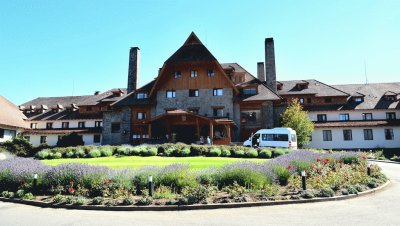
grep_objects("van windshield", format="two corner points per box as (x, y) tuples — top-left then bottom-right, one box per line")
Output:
(262, 134), (289, 141)
(291, 134), (297, 142)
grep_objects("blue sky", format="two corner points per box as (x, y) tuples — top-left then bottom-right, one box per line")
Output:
(1, 0), (399, 105)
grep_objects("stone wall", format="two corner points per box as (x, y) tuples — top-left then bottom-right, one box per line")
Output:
(261, 101), (274, 129)
(155, 88), (234, 118)
(102, 107), (131, 145)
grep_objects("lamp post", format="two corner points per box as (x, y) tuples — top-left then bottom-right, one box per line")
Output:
(301, 171), (307, 191)
(148, 176), (153, 197)
(367, 163), (371, 176)
(33, 173), (38, 194)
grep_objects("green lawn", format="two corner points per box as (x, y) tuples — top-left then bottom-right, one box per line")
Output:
(41, 156), (267, 170)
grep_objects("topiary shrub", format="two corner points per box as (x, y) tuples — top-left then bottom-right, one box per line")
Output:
(220, 147), (231, 157)
(245, 148), (258, 158)
(232, 147), (245, 158)
(74, 196), (85, 205)
(208, 147), (221, 157)
(65, 151), (74, 158)
(87, 149), (101, 158)
(142, 146), (158, 156)
(100, 146), (113, 157)
(273, 149), (286, 157)
(259, 149), (272, 158)
(73, 148), (86, 158)
(174, 146), (190, 157)
(56, 132), (84, 147)
(190, 145), (209, 156)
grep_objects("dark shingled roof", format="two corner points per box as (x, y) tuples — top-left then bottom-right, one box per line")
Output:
(0, 96), (28, 128)
(24, 110), (102, 121)
(333, 83), (400, 110)
(165, 32), (217, 63)
(79, 88), (127, 105)
(21, 95), (91, 109)
(112, 80), (156, 107)
(277, 79), (349, 97)
(235, 79), (281, 101)
(23, 127), (102, 135)
(314, 120), (400, 128)
(220, 63), (255, 83)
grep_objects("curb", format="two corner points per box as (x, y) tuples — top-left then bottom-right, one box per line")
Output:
(369, 159), (400, 165)
(0, 180), (391, 211)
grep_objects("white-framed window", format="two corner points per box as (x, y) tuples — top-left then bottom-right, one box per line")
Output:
(174, 71), (181, 78)
(40, 136), (47, 144)
(213, 108), (224, 117)
(362, 113), (373, 121)
(339, 114), (349, 121)
(30, 123), (37, 129)
(136, 92), (148, 99)
(386, 112), (396, 120)
(190, 70), (198, 78)
(189, 89), (199, 97)
(213, 88), (223, 96)
(385, 129), (394, 140)
(62, 122), (69, 128)
(137, 112), (147, 120)
(317, 114), (327, 122)
(93, 134), (101, 143)
(343, 129), (352, 141)
(166, 90), (176, 98)
(46, 122), (53, 129)
(78, 121), (85, 128)
(207, 70), (215, 77)
(364, 129), (373, 140)
(95, 121), (102, 127)
(323, 130), (332, 141)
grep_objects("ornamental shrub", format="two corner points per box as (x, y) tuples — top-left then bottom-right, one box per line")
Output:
(175, 147), (191, 157)
(6, 191), (15, 198)
(88, 149), (101, 158)
(73, 148), (86, 158)
(65, 196), (73, 204)
(318, 187), (335, 197)
(291, 160), (312, 175)
(301, 190), (315, 199)
(137, 197), (153, 206)
(1, 137), (34, 157)
(272, 165), (291, 186)
(22, 193), (34, 200)
(232, 147), (245, 158)
(53, 194), (64, 203)
(100, 146), (113, 157)
(190, 145), (209, 156)
(122, 196), (135, 205)
(15, 189), (25, 198)
(342, 155), (361, 164)
(221, 147), (231, 157)
(215, 168), (271, 189)
(245, 148), (258, 158)
(158, 165), (198, 192)
(35, 149), (50, 159)
(57, 132), (84, 147)
(208, 148), (222, 157)
(65, 151), (74, 158)
(367, 178), (380, 188)
(164, 147), (175, 157)
(92, 196), (104, 205)
(273, 149), (286, 157)
(141, 146), (158, 156)
(181, 185), (211, 204)
(75, 196), (85, 205)
(259, 149), (272, 159)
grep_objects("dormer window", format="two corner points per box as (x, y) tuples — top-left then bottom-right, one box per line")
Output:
(174, 71), (181, 78)
(296, 82), (309, 90)
(355, 97), (363, 103)
(207, 70), (215, 77)
(243, 88), (257, 95)
(385, 95), (395, 101)
(190, 70), (198, 78)
(136, 92), (148, 99)
(277, 83), (283, 90)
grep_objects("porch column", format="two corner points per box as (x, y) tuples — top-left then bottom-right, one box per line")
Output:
(196, 118), (200, 140)
(148, 123), (152, 139)
(227, 124), (231, 140)
(209, 121), (213, 145)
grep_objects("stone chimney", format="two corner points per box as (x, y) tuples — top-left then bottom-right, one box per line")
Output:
(265, 38), (277, 92)
(127, 47), (140, 93)
(257, 62), (265, 81)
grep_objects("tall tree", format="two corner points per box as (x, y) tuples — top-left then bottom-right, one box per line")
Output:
(281, 99), (314, 148)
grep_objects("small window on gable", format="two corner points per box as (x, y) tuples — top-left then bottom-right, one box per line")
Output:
(190, 70), (198, 78)
(207, 70), (215, 77)
(136, 92), (148, 99)
(243, 88), (257, 95)
(355, 97), (363, 102)
(174, 71), (181, 78)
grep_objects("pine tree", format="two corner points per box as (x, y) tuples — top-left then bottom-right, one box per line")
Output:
(281, 99), (314, 148)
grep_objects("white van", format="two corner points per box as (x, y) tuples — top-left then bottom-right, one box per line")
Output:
(243, 128), (297, 150)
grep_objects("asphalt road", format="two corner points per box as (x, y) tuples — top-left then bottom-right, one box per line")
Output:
(0, 161), (399, 226)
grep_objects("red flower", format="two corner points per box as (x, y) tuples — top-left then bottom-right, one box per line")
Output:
(323, 159), (329, 165)
(103, 180), (112, 185)
(316, 158), (321, 162)
(287, 164), (293, 170)
(68, 187), (75, 194)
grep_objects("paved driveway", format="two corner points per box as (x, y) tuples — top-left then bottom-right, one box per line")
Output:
(0, 162), (399, 226)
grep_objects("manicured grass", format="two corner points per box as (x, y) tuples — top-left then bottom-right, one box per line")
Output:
(41, 156), (267, 170)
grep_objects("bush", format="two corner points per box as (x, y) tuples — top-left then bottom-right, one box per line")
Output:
(245, 148), (258, 158)
(141, 146), (158, 156)
(232, 148), (245, 158)
(53, 194), (64, 203)
(259, 149), (272, 159)
(342, 155), (361, 164)
(181, 185), (210, 204)
(100, 146), (113, 157)
(208, 148), (221, 157)
(6, 191), (15, 198)
(2, 137), (34, 157)
(318, 187), (335, 197)
(215, 168), (271, 189)
(88, 149), (101, 158)
(15, 189), (25, 198)
(75, 196), (85, 205)
(92, 196), (104, 205)
(49, 152), (62, 159)
(137, 197), (153, 206)
(65, 151), (75, 158)
(301, 190), (315, 199)
(122, 196), (135, 205)
(57, 132), (84, 147)
(158, 166), (199, 192)
(344, 185), (358, 194)
(1, 191), (9, 197)
(65, 196), (74, 204)
(367, 178), (380, 188)
(154, 186), (175, 199)
(23, 192), (34, 200)
(273, 149), (286, 157)
(73, 148), (86, 158)
(221, 147), (231, 157)
(176, 147), (191, 157)
(272, 166), (291, 186)
(35, 149), (50, 159)
(190, 145), (209, 156)
(291, 160), (312, 175)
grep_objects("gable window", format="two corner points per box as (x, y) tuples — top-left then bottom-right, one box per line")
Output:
(343, 129), (352, 141)
(30, 123), (37, 129)
(78, 121), (85, 128)
(93, 134), (101, 143)
(213, 88), (223, 96)
(174, 71), (181, 78)
(355, 97), (363, 102)
(323, 130), (332, 141)
(362, 113), (373, 121)
(213, 107), (224, 117)
(95, 121), (102, 127)
(299, 98), (305, 104)
(62, 122), (69, 128)
(386, 112), (396, 120)
(190, 70), (198, 78)
(324, 97), (332, 103)
(40, 136), (47, 144)
(317, 114), (327, 122)
(339, 114), (350, 121)
(111, 123), (121, 133)
(166, 90), (176, 98)
(385, 129), (394, 140)
(189, 89), (199, 97)
(207, 70), (215, 77)
(243, 88), (257, 95)
(46, 122), (53, 129)
(137, 112), (147, 120)
(364, 129), (373, 140)
(136, 92), (148, 99)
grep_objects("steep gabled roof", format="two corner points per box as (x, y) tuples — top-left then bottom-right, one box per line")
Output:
(0, 96), (28, 129)
(277, 79), (350, 97)
(112, 80), (156, 107)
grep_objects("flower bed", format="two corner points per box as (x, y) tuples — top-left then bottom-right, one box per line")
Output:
(0, 150), (387, 207)
(34, 144), (291, 160)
